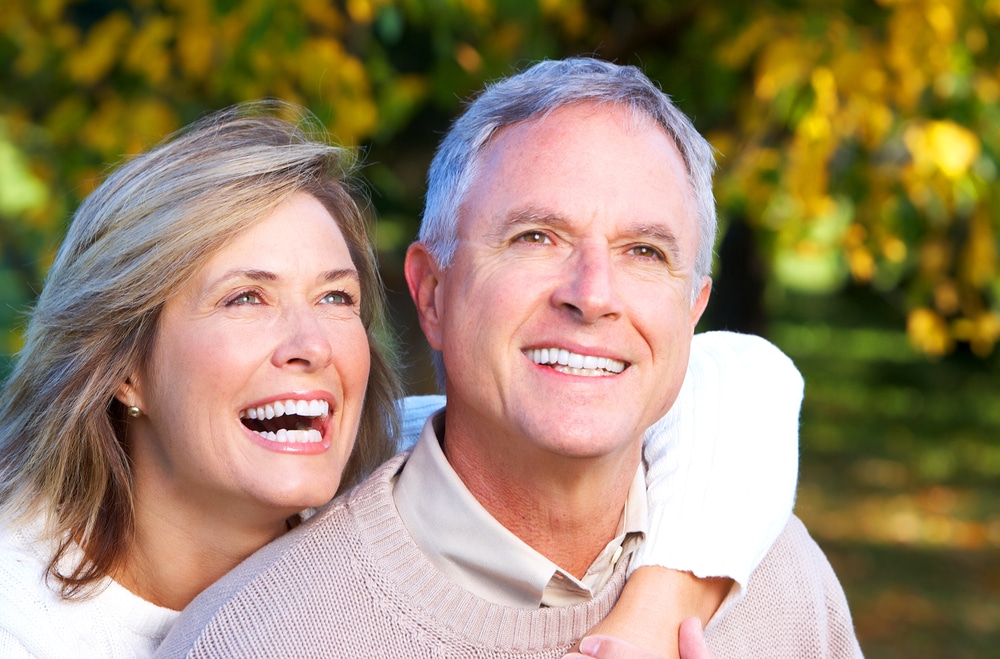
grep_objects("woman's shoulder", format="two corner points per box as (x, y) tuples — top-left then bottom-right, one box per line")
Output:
(0, 515), (178, 658)
(0, 515), (68, 656)
(0, 513), (52, 584)
(0, 513), (82, 603)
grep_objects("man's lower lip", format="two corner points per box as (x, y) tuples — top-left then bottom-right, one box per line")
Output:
(532, 362), (623, 378)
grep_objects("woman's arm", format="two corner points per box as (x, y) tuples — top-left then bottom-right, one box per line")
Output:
(573, 331), (802, 656)
(397, 395), (446, 451)
(633, 332), (802, 590)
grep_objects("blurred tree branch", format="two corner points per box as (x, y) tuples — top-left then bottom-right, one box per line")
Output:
(1, 0), (998, 357)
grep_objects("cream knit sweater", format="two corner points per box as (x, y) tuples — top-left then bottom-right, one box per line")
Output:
(0, 519), (178, 657)
(157, 453), (863, 658)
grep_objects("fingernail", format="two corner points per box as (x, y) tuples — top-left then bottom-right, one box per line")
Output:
(579, 636), (600, 654)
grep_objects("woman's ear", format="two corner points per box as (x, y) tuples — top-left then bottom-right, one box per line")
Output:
(114, 376), (145, 412)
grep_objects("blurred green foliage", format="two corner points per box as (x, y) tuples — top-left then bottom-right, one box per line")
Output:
(774, 288), (1000, 658)
(2, 0), (999, 359)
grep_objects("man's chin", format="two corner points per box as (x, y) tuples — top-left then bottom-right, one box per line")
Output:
(520, 423), (645, 463)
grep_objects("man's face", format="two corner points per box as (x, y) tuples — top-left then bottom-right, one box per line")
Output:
(408, 103), (711, 465)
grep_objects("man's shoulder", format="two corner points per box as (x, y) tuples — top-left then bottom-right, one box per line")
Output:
(155, 454), (408, 657)
(748, 515), (840, 593)
(707, 515), (864, 658)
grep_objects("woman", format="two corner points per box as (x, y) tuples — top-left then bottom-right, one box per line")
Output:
(0, 102), (401, 656)
(0, 103), (800, 659)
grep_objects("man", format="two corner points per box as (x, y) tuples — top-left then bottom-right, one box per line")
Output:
(158, 58), (861, 658)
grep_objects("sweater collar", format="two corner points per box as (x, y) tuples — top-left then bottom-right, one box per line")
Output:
(393, 409), (646, 608)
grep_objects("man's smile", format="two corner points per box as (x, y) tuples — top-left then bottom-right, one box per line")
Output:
(524, 347), (628, 376)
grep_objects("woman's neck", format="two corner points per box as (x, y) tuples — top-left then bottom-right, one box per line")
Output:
(115, 503), (292, 611)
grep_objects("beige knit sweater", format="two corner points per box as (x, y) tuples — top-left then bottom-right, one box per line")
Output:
(156, 453), (863, 658)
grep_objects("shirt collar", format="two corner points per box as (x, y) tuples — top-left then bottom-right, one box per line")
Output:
(393, 409), (647, 608)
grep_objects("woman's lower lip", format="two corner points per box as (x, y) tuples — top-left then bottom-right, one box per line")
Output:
(244, 426), (332, 455)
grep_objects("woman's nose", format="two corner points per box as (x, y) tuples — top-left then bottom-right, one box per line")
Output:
(270, 307), (334, 371)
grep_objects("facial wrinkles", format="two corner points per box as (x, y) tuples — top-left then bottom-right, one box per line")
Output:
(479, 200), (691, 276)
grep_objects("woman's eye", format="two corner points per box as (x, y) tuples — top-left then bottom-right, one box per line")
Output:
(322, 291), (354, 305)
(517, 231), (549, 244)
(227, 291), (261, 306)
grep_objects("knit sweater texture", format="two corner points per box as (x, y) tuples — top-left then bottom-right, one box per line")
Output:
(157, 453), (863, 658)
(0, 517), (178, 658)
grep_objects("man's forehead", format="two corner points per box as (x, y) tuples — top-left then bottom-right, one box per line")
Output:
(482, 101), (677, 159)
(477, 106), (685, 185)
(458, 104), (696, 233)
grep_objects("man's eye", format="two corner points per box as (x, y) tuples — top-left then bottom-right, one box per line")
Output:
(517, 231), (549, 244)
(630, 245), (664, 260)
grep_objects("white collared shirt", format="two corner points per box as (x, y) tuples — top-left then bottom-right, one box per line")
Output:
(393, 409), (647, 608)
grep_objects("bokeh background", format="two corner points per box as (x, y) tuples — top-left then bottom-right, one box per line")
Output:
(1, 1), (998, 656)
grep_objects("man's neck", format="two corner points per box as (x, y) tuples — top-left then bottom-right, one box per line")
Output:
(442, 417), (642, 579)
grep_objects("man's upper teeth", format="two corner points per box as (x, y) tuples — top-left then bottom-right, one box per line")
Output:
(240, 399), (329, 420)
(527, 348), (625, 374)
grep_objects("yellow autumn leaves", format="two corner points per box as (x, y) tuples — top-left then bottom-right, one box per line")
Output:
(1, 0), (998, 358)
(713, 0), (999, 356)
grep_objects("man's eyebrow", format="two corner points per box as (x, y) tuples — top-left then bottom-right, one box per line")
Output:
(486, 209), (685, 262)
(505, 207), (572, 228)
(483, 207), (571, 242)
(623, 224), (682, 260)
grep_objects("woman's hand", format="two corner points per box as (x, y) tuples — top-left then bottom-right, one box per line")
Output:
(563, 635), (663, 659)
(568, 566), (729, 658)
(564, 617), (715, 659)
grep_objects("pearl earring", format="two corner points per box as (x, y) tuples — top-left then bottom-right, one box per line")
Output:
(128, 406), (142, 418)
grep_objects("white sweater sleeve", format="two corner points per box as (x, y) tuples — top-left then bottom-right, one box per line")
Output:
(629, 330), (802, 596)
(396, 395), (447, 451)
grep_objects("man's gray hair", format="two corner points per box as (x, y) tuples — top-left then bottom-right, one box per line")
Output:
(419, 57), (718, 283)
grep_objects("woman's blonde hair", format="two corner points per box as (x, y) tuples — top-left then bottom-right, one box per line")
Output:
(0, 101), (400, 597)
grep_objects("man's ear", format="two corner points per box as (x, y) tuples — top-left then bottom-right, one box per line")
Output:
(690, 276), (712, 330)
(404, 242), (445, 351)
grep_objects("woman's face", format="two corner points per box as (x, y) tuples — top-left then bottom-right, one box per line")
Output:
(123, 192), (371, 525)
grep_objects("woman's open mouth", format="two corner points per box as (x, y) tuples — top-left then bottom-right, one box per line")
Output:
(239, 399), (329, 444)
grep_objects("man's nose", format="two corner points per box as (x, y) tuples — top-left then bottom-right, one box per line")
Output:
(551, 243), (624, 323)
(270, 306), (334, 371)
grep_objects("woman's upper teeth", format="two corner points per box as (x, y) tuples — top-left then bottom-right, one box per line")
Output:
(527, 348), (626, 374)
(240, 399), (329, 420)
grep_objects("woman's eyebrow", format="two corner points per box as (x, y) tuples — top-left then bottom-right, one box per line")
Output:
(205, 269), (278, 289)
(318, 268), (361, 286)
(210, 267), (358, 286)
